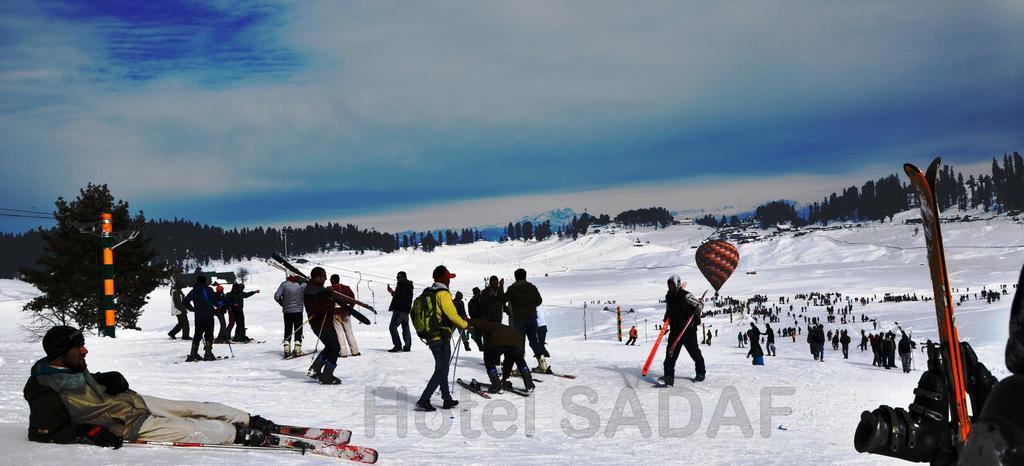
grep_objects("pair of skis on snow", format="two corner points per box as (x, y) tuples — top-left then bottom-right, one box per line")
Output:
(131, 424), (378, 463)
(456, 378), (532, 398)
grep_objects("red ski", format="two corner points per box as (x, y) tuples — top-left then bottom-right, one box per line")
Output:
(641, 319), (670, 376)
(904, 158), (972, 446)
(274, 424), (353, 444)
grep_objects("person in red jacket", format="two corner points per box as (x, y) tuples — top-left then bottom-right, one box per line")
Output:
(625, 325), (638, 345)
(329, 274), (360, 357)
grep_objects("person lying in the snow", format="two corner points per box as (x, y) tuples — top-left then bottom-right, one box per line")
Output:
(23, 325), (276, 449)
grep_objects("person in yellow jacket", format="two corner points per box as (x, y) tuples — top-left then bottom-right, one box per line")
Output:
(416, 265), (469, 412)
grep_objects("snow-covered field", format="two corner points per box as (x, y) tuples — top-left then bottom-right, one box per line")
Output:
(1, 213), (1022, 465)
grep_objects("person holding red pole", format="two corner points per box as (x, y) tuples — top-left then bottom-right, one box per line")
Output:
(659, 275), (705, 386)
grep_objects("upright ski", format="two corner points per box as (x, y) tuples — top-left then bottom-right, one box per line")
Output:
(269, 253), (375, 325)
(904, 157), (971, 446)
(641, 319), (670, 376)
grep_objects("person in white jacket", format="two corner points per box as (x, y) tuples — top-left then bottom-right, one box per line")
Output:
(274, 276), (306, 357)
(167, 287), (190, 340)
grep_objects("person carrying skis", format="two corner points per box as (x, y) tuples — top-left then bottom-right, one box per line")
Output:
(183, 275), (218, 362)
(416, 265), (469, 411)
(660, 275), (705, 385)
(224, 283), (259, 342)
(625, 325), (638, 345)
(746, 323), (765, 365)
(303, 267), (343, 385)
(24, 326), (277, 448)
(330, 274), (361, 357)
(471, 319), (536, 394)
(898, 331), (916, 373)
(167, 286), (190, 341)
(274, 275), (306, 357)
(387, 271), (414, 353)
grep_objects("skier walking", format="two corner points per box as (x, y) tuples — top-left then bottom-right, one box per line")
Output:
(24, 326), (277, 448)
(224, 283), (259, 342)
(505, 269), (547, 373)
(167, 287), (190, 340)
(303, 267), (343, 385)
(746, 323), (765, 365)
(660, 275), (706, 385)
(274, 275), (305, 357)
(415, 266), (469, 411)
(387, 271), (414, 353)
(625, 325), (638, 345)
(329, 274), (360, 357)
(183, 275), (218, 362)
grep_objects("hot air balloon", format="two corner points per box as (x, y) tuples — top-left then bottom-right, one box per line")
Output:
(696, 240), (739, 295)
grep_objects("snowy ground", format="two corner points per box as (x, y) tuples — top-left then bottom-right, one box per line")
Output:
(1, 213), (1022, 465)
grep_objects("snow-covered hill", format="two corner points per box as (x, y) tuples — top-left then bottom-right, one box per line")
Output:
(1, 212), (1021, 465)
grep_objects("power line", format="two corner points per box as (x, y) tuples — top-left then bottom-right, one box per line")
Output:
(0, 207), (52, 216)
(0, 212), (55, 220)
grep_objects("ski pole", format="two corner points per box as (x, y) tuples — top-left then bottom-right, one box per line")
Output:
(449, 333), (462, 393)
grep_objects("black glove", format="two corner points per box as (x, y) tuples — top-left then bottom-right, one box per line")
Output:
(93, 371), (129, 396)
(81, 424), (122, 449)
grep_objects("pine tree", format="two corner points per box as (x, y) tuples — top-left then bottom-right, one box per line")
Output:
(20, 184), (170, 337)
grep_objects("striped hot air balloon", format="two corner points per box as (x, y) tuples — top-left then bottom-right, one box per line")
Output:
(696, 240), (739, 293)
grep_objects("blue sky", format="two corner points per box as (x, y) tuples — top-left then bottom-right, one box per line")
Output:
(1, 1), (1021, 233)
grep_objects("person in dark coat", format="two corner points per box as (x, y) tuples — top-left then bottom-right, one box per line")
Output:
(454, 291), (472, 352)
(660, 275), (705, 385)
(479, 276), (507, 324)
(859, 329), (868, 352)
(840, 329), (851, 359)
(212, 284), (229, 343)
(387, 271), (414, 352)
(303, 267), (343, 385)
(898, 331), (916, 373)
(182, 275), (217, 361)
(505, 268), (546, 371)
(881, 332), (896, 369)
(472, 319), (536, 393)
(224, 283), (259, 342)
(747, 323), (765, 365)
(466, 287), (485, 351)
(765, 323), (776, 356)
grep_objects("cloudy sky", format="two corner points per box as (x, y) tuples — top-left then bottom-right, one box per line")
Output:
(1, 1), (1021, 233)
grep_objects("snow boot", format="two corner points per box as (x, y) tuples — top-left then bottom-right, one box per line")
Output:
(442, 399), (459, 410)
(693, 373), (706, 383)
(283, 341), (291, 357)
(416, 400), (436, 412)
(657, 376), (674, 387)
(387, 347), (402, 353)
(248, 415), (276, 434)
(522, 371), (536, 392)
(534, 356), (550, 374)
(487, 371), (504, 394)
(235, 424), (274, 447)
(167, 331), (176, 340)
(292, 342), (303, 358)
(318, 364), (341, 385)
(188, 338), (202, 361)
(203, 343), (216, 361)
(307, 357), (325, 380)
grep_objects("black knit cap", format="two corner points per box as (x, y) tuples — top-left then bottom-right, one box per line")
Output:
(43, 325), (85, 359)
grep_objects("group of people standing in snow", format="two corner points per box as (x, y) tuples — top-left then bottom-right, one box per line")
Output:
(169, 276), (261, 362)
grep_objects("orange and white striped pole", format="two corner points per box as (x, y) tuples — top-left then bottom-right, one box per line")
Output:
(100, 213), (116, 337)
